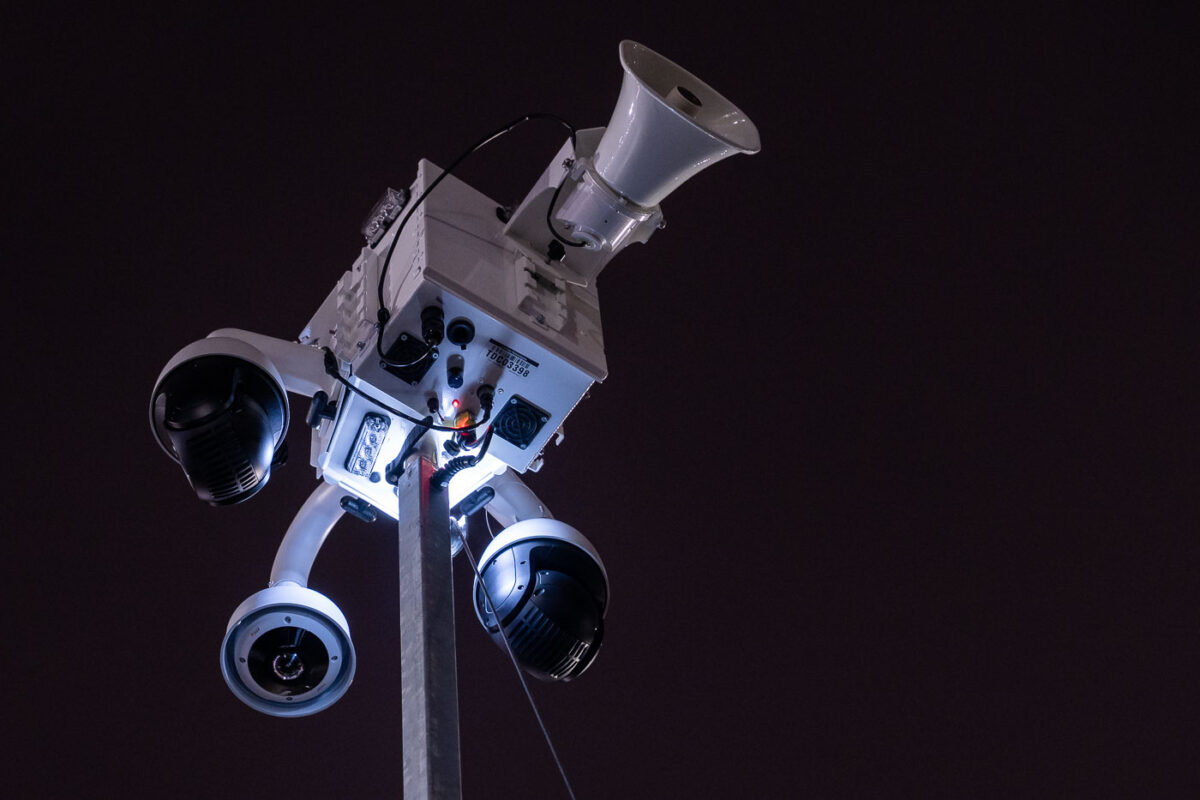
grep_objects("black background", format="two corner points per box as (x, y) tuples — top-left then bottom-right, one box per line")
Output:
(5, 5), (1198, 798)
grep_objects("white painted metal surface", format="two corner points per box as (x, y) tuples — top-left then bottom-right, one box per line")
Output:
(594, 40), (761, 207)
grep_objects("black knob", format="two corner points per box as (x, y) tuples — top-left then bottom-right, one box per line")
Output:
(446, 318), (475, 348)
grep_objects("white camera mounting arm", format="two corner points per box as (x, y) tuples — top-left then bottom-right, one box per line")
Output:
(270, 482), (345, 588)
(481, 469), (553, 528)
(207, 328), (330, 398)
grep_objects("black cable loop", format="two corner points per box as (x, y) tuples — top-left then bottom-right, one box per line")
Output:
(431, 427), (494, 488)
(375, 113), (586, 365)
(546, 170), (588, 249)
(321, 348), (492, 433)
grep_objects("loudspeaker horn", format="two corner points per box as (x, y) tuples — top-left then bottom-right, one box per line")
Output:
(593, 40), (761, 208)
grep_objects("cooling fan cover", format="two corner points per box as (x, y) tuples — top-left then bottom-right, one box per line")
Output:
(491, 395), (550, 450)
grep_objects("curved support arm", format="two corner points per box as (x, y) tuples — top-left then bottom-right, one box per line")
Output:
(269, 481), (346, 587)
(208, 328), (329, 397)
(482, 469), (553, 529)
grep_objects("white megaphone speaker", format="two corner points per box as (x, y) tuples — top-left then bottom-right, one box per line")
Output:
(506, 40), (760, 277)
(594, 40), (761, 208)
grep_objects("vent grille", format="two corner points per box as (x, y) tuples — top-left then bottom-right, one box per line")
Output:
(187, 418), (261, 502)
(492, 395), (549, 450)
(507, 602), (589, 680)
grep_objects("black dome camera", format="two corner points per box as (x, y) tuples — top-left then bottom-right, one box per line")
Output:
(150, 337), (289, 505)
(473, 518), (608, 681)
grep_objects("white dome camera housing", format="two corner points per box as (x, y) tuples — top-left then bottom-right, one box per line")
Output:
(473, 518), (608, 681)
(220, 582), (356, 717)
(150, 336), (290, 505)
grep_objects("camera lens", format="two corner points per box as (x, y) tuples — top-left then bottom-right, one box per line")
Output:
(272, 652), (304, 681)
(247, 626), (329, 696)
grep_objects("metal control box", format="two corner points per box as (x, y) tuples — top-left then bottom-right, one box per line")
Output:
(299, 161), (609, 515)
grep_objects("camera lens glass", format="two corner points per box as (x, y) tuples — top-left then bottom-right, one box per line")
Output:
(247, 626), (330, 696)
(272, 652), (304, 680)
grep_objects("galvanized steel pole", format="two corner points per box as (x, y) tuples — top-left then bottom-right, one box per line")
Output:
(396, 437), (462, 799)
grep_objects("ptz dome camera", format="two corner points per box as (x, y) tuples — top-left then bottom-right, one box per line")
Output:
(220, 582), (355, 717)
(473, 518), (608, 681)
(149, 336), (289, 505)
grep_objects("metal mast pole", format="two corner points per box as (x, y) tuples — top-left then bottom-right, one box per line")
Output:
(396, 436), (462, 799)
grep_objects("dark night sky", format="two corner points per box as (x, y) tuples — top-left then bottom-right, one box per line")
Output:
(5, 5), (1199, 798)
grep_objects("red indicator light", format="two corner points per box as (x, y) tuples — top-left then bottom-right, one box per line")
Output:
(452, 399), (460, 409)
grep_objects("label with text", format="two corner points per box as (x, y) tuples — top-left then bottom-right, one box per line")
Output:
(486, 340), (539, 378)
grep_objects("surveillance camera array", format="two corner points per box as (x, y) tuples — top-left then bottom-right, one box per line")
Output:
(148, 40), (757, 716)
